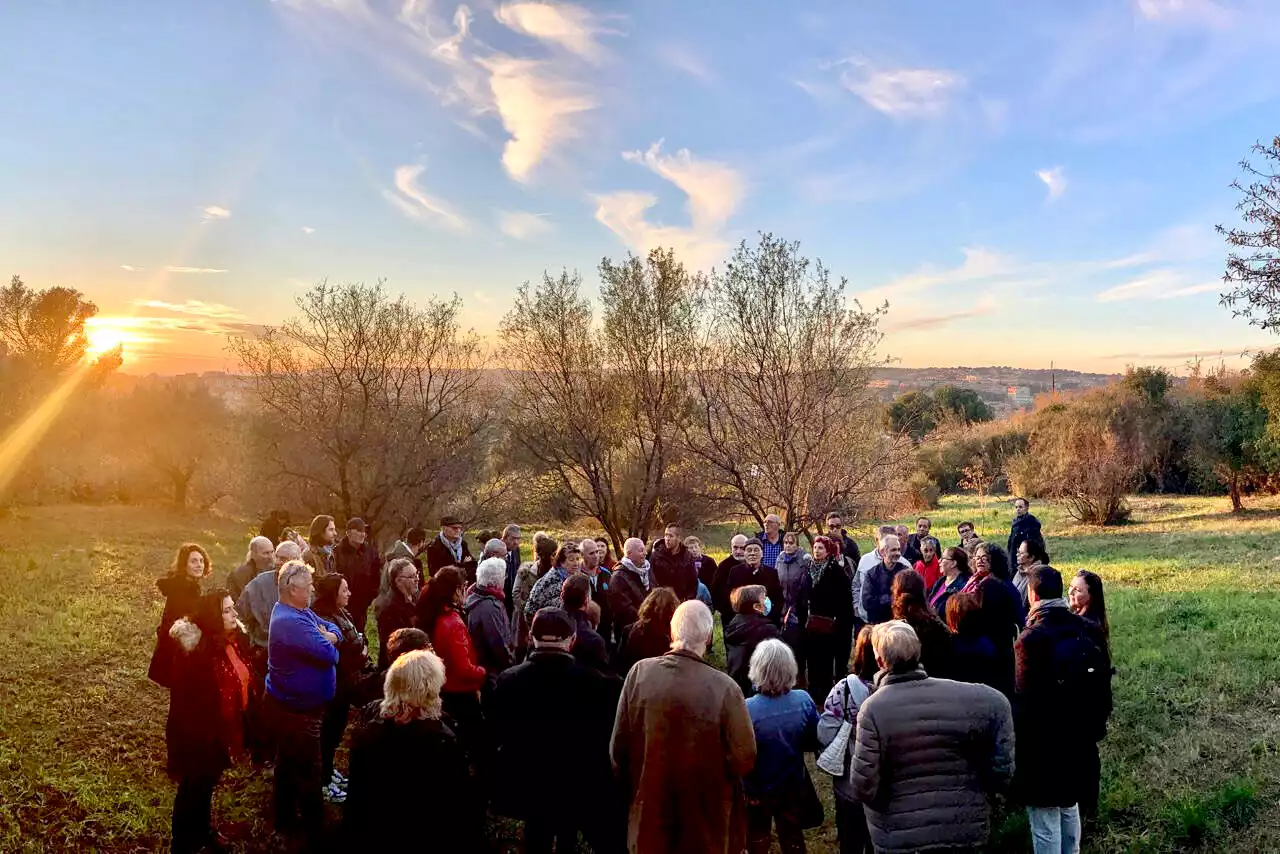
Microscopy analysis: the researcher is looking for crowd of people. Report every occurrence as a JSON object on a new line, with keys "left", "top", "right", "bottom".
{"left": 148, "top": 500, "right": 1115, "bottom": 854}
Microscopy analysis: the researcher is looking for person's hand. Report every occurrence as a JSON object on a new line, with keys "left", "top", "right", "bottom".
{"left": 321, "top": 629, "right": 339, "bottom": 645}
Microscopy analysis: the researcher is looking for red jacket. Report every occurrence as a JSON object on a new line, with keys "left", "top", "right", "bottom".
{"left": 915, "top": 558, "right": 942, "bottom": 592}
{"left": 430, "top": 608, "right": 487, "bottom": 694}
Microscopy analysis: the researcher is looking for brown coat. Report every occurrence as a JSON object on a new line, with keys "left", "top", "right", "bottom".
{"left": 610, "top": 649, "right": 756, "bottom": 854}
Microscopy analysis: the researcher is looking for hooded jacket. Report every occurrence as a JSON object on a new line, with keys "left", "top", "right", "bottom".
{"left": 463, "top": 587, "right": 514, "bottom": 683}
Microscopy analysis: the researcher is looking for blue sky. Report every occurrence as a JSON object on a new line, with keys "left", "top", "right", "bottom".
{"left": 1, "top": 0, "right": 1278, "bottom": 373}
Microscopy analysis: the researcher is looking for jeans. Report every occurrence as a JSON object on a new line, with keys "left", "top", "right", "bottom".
{"left": 320, "top": 695, "right": 349, "bottom": 781}
{"left": 834, "top": 797, "right": 872, "bottom": 854}
{"left": 268, "top": 694, "right": 325, "bottom": 849}
{"left": 1027, "top": 804, "right": 1081, "bottom": 854}
{"left": 171, "top": 772, "right": 220, "bottom": 854}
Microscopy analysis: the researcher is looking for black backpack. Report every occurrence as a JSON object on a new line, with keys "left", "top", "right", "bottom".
{"left": 1048, "top": 623, "right": 1112, "bottom": 740}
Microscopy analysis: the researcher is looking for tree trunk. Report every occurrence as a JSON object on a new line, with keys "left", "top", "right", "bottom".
{"left": 1230, "top": 471, "right": 1243, "bottom": 512}
{"left": 172, "top": 473, "right": 190, "bottom": 510}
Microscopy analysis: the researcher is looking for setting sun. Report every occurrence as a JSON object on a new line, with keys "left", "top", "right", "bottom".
{"left": 85, "top": 324, "right": 129, "bottom": 357}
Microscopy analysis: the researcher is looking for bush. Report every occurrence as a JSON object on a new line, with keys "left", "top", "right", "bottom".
{"left": 903, "top": 471, "right": 940, "bottom": 510}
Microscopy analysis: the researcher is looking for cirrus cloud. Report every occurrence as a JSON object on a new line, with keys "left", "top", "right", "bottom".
{"left": 1036, "top": 166, "right": 1067, "bottom": 201}
{"left": 382, "top": 164, "right": 467, "bottom": 230}
{"left": 837, "top": 57, "right": 965, "bottom": 118}
{"left": 201, "top": 205, "right": 231, "bottom": 222}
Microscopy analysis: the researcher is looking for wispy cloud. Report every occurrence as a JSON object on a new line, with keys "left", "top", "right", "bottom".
{"left": 860, "top": 247, "right": 1023, "bottom": 306}
{"left": 885, "top": 298, "right": 998, "bottom": 332}
{"left": 498, "top": 210, "right": 553, "bottom": 240}
{"left": 133, "top": 299, "right": 247, "bottom": 320}
{"left": 301, "top": 226, "right": 315, "bottom": 234}
{"left": 1102, "top": 347, "right": 1252, "bottom": 361}
{"left": 656, "top": 43, "right": 714, "bottom": 84}
{"left": 382, "top": 164, "right": 467, "bottom": 229}
{"left": 494, "top": 2, "right": 614, "bottom": 63}
{"left": 120, "top": 265, "right": 144, "bottom": 272}
{"left": 1095, "top": 269, "right": 1221, "bottom": 302}
{"left": 277, "top": 0, "right": 601, "bottom": 182}
{"left": 837, "top": 57, "right": 964, "bottom": 118}
{"left": 201, "top": 205, "right": 231, "bottom": 222}
{"left": 1135, "top": 0, "right": 1233, "bottom": 26}
{"left": 595, "top": 141, "right": 745, "bottom": 271}
{"left": 164, "top": 266, "right": 228, "bottom": 274}
{"left": 1036, "top": 166, "right": 1067, "bottom": 201}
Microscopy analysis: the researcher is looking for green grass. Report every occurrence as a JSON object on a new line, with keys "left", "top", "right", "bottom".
{"left": 2, "top": 496, "right": 1280, "bottom": 851}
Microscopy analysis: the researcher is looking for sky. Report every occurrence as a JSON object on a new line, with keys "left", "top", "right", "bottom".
{"left": 2, "top": 0, "right": 1279, "bottom": 375}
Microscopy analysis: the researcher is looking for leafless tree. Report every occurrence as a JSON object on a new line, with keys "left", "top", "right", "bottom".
{"left": 683, "top": 233, "right": 910, "bottom": 536}
{"left": 1219, "top": 136, "right": 1280, "bottom": 331}
{"left": 229, "top": 281, "right": 488, "bottom": 536}
{"left": 501, "top": 252, "right": 700, "bottom": 552}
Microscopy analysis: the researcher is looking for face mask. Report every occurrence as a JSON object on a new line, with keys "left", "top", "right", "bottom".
{"left": 762, "top": 597, "right": 772, "bottom": 617}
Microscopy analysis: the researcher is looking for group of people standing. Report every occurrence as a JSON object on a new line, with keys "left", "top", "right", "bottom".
{"left": 147, "top": 500, "right": 1114, "bottom": 854}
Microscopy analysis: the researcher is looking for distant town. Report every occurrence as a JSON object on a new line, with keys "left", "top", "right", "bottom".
{"left": 105, "top": 365, "right": 1122, "bottom": 419}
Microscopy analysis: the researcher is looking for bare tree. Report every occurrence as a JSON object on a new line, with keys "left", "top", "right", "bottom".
{"left": 501, "top": 253, "right": 700, "bottom": 552}
{"left": 1219, "top": 136, "right": 1280, "bottom": 330}
{"left": 684, "top": 233, "right": 908, "bottom": 536}
{"left": 229, "top": 281, "right": 488, "bottom": 536}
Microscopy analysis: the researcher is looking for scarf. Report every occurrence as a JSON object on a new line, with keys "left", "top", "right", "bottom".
{"left": 439, "top": 532, "right": 462, "bottom": 563}
{"left": 809, "top": 557, "right": 834, "bottom": 587}
{"left": 961, "top": 568, "right": 990, "bottom": 594}
{"left": 620, "top": 557, "right": 651, "bottom": 590}
{"left": 1029, "top": 596, "right": 1069, "bottom": 618}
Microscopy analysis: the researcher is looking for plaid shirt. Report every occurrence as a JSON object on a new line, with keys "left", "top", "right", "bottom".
{"left": 759, "top": 534, "right": 783, "bottom": 569}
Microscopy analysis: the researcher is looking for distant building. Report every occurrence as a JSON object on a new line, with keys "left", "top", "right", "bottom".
{"left": 869, "top": 379, "right": 892, "bottom": 389}
{"left": 1007, "top": 386, "right": 1033, "bottom": 409}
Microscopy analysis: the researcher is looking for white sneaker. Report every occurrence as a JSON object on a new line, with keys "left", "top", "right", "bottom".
{"left": 322, "top": 782, "right": 347, "bottom": 804}
{"left": 331, "top": 770, "right": 348, "bottom": 790}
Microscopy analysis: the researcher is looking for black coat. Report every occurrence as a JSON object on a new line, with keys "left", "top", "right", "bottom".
{"left": 928, "top": 572, "right": 970, "bottom": 620}
{"left": 712, "top": 555, "right": 740, "bottom": 623}
{"left": 343, "top": 704, "right": 481, "bottom": 850}
{"left": 975, "top": 575, "right": 1021, "bottom": 698}
{"left": 1013, "top": 605, "right": 1110, "bottom": 807}
{"left": 148, "top": 575, "right": 202, "bottom": 689}
{"left": 907, "top": 614, "right": 955, "bottom": 680}
{"left": 807, "top": 557, "right": 854, "bottom": 628}
{"left": 724, "top": 563, "right": 784, "bottom": 628}
{"left": 373, "top": 595, "right": 417, "bottom": 670}
{"left": 838, "top": 532, "right": 862, "bottom": 566}
{"left": 568, "top": 609, "right": 612, "bottom": 674}
{"left": 313, "top": 603, "right": 370, "bottom": 694}
{"left": 951, "top": 632, "right": 1003, "bottom": 692}
{"left": 335, "top": 537, "right": 382, "bottom": 602}
{"left": 489, "top": 650, "right": 620, "bottom": 819}
{"left": 615, "top": 622, "right": 671, "bottom": 677}
{"left": 694, "top": 554, "right": 719, "bottom": 588}
{"left": 861, "top": 561, "right": 906, "bottom": 625}
{"left": 425, "top": 535, "right": 477, "bottom": 582}
{"left": 607, "top": 565, "right": 648, "bottom": 640}
{"left": 1007, "top": 514, "right": 1044, "bottom": 568}
{"left": 724, "top": 613, "right": 780, "bottom": 696}
{"left": 649, "top": 541, "right": 698, "bottom": 601}
{"left": 165, "top": 623, "right": 249, "bottom": 780}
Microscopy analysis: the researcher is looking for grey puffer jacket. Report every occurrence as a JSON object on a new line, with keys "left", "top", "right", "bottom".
{"left": 852, "top": 668, "right": 1014, "bottom": 853}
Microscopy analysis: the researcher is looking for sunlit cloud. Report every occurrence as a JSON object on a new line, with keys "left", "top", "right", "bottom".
{"left": 494, "top": 2, "right": 613, "bottom": 63}
{"left": 595, "top": 141, "right": 745, "bottom": 272}
{"left": 837, "top": 57, "right": 964, "bottom": 118}
{"left": 1095, "top": 269, "right": 1221, "bottom": 302}
{"left": 302, "top": 226, "right": 316, "bottom": 234}
{"left": 481, "top": 55, "right": 594, "bottom": 182}
{"left": 498, "top": 210, "right": 553, "bottom": 240}
{"left": 120, "top": 265, "right": 144, "bottom": 272}
{"left": 885, "top": 295, "right": 998, "bottom": 332}
{"left": 164, "top": 266, "right": 228, "bottom": 274}
{"left": 1036, "top": 166, "right": 1067, "bottom": 201}
{"left": 381, "top": 164, "right": 467, "bottom": 229}
{"left": 133, "top": 299, "right": 247, "bottom": 320}
{"left": 201, "top": 205, "right": 231, "bottom": 222}
{"left": 860, "top": 247, "right": 1022, "bottom": 306}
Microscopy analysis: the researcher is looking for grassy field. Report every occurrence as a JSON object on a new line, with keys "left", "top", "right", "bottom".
{"left": 2, "top": 496, "right": 1279, "bottom": 852}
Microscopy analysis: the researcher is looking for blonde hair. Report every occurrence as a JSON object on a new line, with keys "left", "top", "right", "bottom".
{"left": 380, "top": 650, "right": 446, "bottom": 723}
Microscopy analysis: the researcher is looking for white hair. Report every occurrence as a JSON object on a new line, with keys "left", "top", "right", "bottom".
{"left": 872, "top": 620, "right": 921, "bottom": 671}
{"left": 277, "top": 559, "right": 313, "bottom": 595}
{"left": 879, "top": 534, "right": 901, "bottom": 551}
{"left": 476, "top": 557, "right": 507, "bottom": 590}
{"left": 623, "top": 537, "right": 646, "bottom": 560}
{"left": 670, "top": 600, "right": 713, "bottom": 656}
{"left": 246, "top": 536, "right": 273, "bottom": 563}
{"left": 482, "top": 538, "right": 506, "bottom": 558}
{"left": 502, "top": 524, "right": 521, "bottom": 538}
{"left": 275, "top": 540, "right": 302, "bottom": 562}
{"left": 730, "top": 534, "right": 748, "bottom": 547}
{"left": 749, "top": 638, "right": 798, "bottom": 697}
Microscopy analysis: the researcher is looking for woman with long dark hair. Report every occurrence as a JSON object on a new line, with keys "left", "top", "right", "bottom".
{"left": 372, "top": 558, "right": 418, "bottom": 670}
{"left": 166, "top": 589, "right": 250, "bottom": 853}
{"left": 945, "top": 593, "right": 1001, "bottom": 691}
{"left": 313, "top": 574, "right": 370, "bottom": 801}
{"left": 928, "top": 547, "right": 971, "bottom": 617}
{"left": 963, "top": 542, "right": 1021, "bottom": 697}
{"left": 804, "top": 535, "right": 856, "bottom": 705}
{"left": 1069, "top": 569, "right": 1114, "bottom": 819}
{"left": 418, "top": 567, "right": 486, "bottom": 748}
{"left": 149, "top": 543, "right": 213, "bottom": 689}
{"left": 616, "top": 587, "right": 680, "bottom": 676}
{"left": 892, "top": 570, "right": 954, "bottom": 679}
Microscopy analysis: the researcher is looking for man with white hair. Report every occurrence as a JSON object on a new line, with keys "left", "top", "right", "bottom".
{"left": 855, "top": 529, "right": 913, "bottom": 624}
{"left": 228, "top": 535, "right": 275, "bottom": 601}
{"left": 608, "top": 537, "right": 651, "bottom": 642}
{"left": 265, "top": 560, "right": 341, "bottom": 851}
{"left": 755, "top": 513, "right": 785, "bottom": 569}
{"left": 861, "top": 534, "right": 908, "bottom": 625}
{"left": 852, "top": 621, "right": 1014, "bottom": 853}
{"left": 482, "top": 537, "right": 508, "bottom": 562}
{"left": 712, "top": 534, "right": 751, "bottom": 623}
{"left": 464, "top": 556, "right": 514, "bottom": 689}
{"left": 611, "top": 602, "right": 756, "bottom": 854}
{"left": 238, "top": 539, "right": 303, "bottom": 764}
{"left": 580, "top": 538, "right": 613, "bottom": 646}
